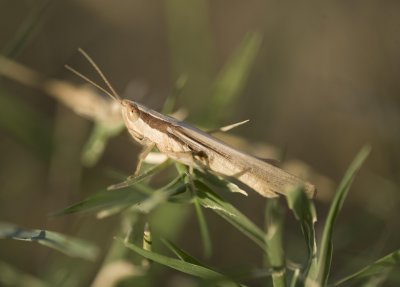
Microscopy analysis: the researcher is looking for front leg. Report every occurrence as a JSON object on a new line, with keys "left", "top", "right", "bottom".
{"left": 134, "top": 143, "right": 156, "bottom": 176}
{"left": 129, "top": 131, "right": 156, "bottom": 175}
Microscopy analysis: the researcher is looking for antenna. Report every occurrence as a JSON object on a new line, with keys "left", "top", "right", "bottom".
{"left": 65, "top": 48, "right": 122, "bottom": 102}
{"left": 64, "top": 64, "right": 118, "bottom": 101}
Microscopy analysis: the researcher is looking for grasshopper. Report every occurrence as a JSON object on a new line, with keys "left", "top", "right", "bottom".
{"left": 66, "top": 49, "right": 316, "bottom": 198}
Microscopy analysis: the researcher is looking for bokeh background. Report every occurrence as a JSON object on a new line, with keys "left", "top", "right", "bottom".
{"left": 1, "top": 0, "right": 399, "bottom": 286}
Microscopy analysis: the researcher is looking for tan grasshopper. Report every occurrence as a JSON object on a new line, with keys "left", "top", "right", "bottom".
{"left": 66, "top": 49, "right": 316, "bottom": 198}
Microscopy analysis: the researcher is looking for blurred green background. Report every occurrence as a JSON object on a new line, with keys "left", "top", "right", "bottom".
{"left": 0, "top": 0, "right": 399, "bottom": 286}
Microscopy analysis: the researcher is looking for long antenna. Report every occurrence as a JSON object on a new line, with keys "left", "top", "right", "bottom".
{"left": 65, "top": 48, "right": 123, "bottom": 102}
{"left": 64, "top": 64, "right": 118, "bottom": 101}
{"left": 77, "top": 48, "right": 121, "bottom": 101}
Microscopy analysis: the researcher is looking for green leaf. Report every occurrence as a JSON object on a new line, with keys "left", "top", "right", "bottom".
{"left": 81, "top": 121, "right": 124, "bottom": 167}
{"left": 0, "top": 222, "right": 98, "bottom": 261}
{"left": 194, "top": 180, "right": 266, "bottom": 251}
{"left": 118, "top": 238, "right": 239, "bottom": 286}
{"left": 307, "top": 145, "right": 371, "bottom": 286}
{"left": 333, "top": 250, "right": 400, "bottom": 286}
{"left": 108, "top": 160, "right": 173, "bottom": 190}
{"left": 130, "top": 176, "right": 186, "bottom": 214}
{"left": 207, "top": 32, "right": 262, "bottom": 123}
{"left": 53, "top": 186, "right": 150, "bottom": 217}
{"left": 360, "top": 272, "right": 391, "bottom": 287}
{"left": 2, "top": 0, "right": 51, "bottom": 58}
{"left": 162, "top": 74, "right": 188, "bottom": 114}
{"left": 180, "top": 169, "right": 213, "bottom": 257}
{"left": 0, "top": 90, "right": 52, "bottom": 159}
{"left": 195, "top": 169, "right": 248, "bottom": 196}
{"left": 165, "top": 0, "right": 215, "bottom": 114}
{"left": 286, "top": 186, "right": 317, "bottom": 275}
{"left": 161, "top": 238, "right": 204, "bottom": 266}
{"left": 289, "top": 269, "right": 301, "bottom": 287}
{"left": 194, "top": 197, "right": 212, "bottom": 258}
{"left": 265, "top": 199, "right": 286, "bottom": 287}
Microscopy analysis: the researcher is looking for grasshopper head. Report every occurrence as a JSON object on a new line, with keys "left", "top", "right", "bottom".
{"left": 121, "top": 99, "right": 140, "bottom": 123}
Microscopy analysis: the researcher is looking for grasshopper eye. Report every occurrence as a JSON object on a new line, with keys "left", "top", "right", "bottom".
{"left": 126, "top": 105, "right": 139, "bottom": 121}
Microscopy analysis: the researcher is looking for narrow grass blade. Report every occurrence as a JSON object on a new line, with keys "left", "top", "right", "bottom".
{"left": 161, "top": 238, "right": 204, "bottom": 266}
{"left": 53, "top": 186, "right": 149, "bottom": 216}
{"left": 81, "top": 121, "right": 124, "bottom": 167}
{"left": 307, "top": 145, "right": 371, "bottom": 286}
{"left": 265, "top": 199, "right": 286, "bottom": 287}
{"left": 286, "top": 186, "right": 317, "bottom": 275}
{"left": 130, "top": 176, "right": 186, "bottom": 214}
{"left": 289, "top": 269, "right": 301, "bottom": 287}
{"left": 117, "top": 238, "right": 239, "bottom": 286}
{"left": 0, "top": 90, "right": 52, "bottom": 159}
{"left": 2, "top": 0, "right": 51, "bottom": 58}
{"left": 207, "top": 32, "right": 262, "bottom": 123}
{"left": 180, "top": 169, "right": 212, "bottom": 257}
{"left": 162, "top": 74, "right": 187, "bottom": 114}
{"left": 0, "top": 222, "right": 98, "bottom": 260}
{"left": 360, "top": 272, "right": 391, "bottom": 287}
{"left": 194, "top": 180, "right": 266, "bottom": 250}
{"left": 165, "top": 0, "right": 215, "bottom": 114}
{"left": 196, "top": 169, "right": 248, "bottom": 196}
{"left": 108, "top": 160, "right": 172, "bottom": 190}
{"left": 194, "top": 197, "right": 212, "bottom": 258}
{"left": 333, "top": 249, "right": 400, "bottom": 286}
